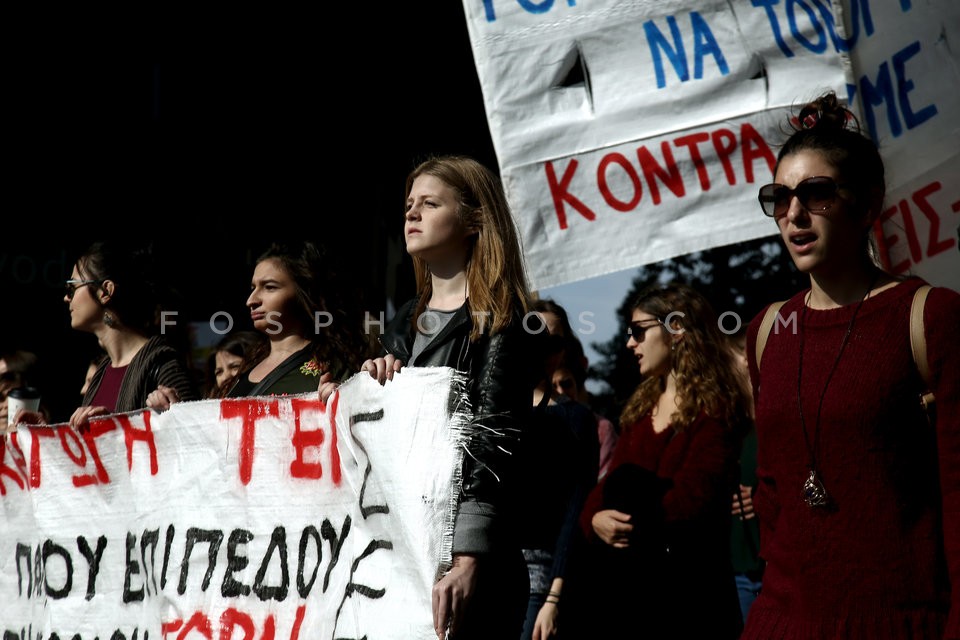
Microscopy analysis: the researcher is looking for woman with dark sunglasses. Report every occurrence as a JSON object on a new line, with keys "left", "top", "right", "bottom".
{"left": 563, "top": 282, "right": 751, "bottom": 640}
{"left": 741, "top": 93, "right": 960, "bottom": 639}
{"left": 11, "top": 242, "right": 199, "bottom": 430}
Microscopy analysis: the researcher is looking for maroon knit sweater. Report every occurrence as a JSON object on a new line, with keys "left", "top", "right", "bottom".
{"left": 576, "top": 410, "right": 744, "bottom": 638}
{"left": 579, "top": 411, "right": 741, "bottom": 533}
{"left": 742, "top": 277, "right": 960, "bottom": 640}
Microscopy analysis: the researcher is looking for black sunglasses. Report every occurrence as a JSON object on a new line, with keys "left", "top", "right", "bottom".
{"left": 65, "top": 279, "right": 102, "bottom": 300}
{"left": 626, "top": 319, "right": 663, "bottom": 342}
{"left": 757, "top": 176, "right": 847, "bottom": 218}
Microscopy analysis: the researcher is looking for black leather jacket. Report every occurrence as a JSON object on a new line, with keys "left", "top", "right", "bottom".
{"left": 380, "top": 297, "right": 543, "bottom": 554}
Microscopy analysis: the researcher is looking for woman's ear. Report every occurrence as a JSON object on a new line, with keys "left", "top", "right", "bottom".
{"left": 464, "top": 218, "right": 481, "bottom": 239}
{"left": 667, "top": 320, "right": 684, "bottom": 349}
{"left": 667, "top": 316, "right": 685, "bottom": 336}
{"left": 98, "top": 279, "right": 115, "bottom": 303}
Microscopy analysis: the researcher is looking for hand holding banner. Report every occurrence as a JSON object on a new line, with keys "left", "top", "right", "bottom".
{"left": 1, "top": 367, "right": 468, "bottom": 640}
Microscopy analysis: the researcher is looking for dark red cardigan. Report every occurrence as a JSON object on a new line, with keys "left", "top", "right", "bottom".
{"left": 576, "top": 409, "right": 744, "bottom": 638}
{"left": 579, "top": 411, "right": 740, "bottom": 535}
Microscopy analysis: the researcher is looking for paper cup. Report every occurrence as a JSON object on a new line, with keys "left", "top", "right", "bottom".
{"left": 7, "top": 386, "right": 41, "bottom": 426}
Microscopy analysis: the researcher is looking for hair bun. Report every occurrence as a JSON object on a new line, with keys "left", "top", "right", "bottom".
{"left": 792, "top": 91, "right": 860, "bottom": 134}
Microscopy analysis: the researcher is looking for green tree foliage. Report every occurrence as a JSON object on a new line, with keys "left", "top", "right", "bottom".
{"left": 586, "top": 235, "right": 806, "bottom": 422}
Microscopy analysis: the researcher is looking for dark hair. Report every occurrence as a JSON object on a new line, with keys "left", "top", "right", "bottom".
{"left": 218, "top": 330, "right": 267, "bottom": 361}
{"left": 205, "top": 331, "right": 267, "bottom": 399}
{"left": 555, "top": 338, "right": 589, "bottom": 391}
{"left": 532, "top": 297, "right": 589, "bottom": 369}
{"left": 76, "top": 241, "right": 175, "bottom": 336}
{"left": 0, "top": 349, "right": 39, "bottom": 374}
{"left": 0, "top": 349, "right": 40, "bottom": 388}
{"left": 777, "top": 91, "right": 885, "bottom": 217}
{"left": 531, "top": 298, "right": 574, "bottom": 336}
{"left": 248, "top": 241, "right": 370, "bottom": 374}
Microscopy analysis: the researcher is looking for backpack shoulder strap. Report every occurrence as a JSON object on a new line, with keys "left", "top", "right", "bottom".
{"left": 756, "top": 300, "right": 787, "bottom": 370}
{"left": 910, "top": 284, "right": 934, "bottom": 407}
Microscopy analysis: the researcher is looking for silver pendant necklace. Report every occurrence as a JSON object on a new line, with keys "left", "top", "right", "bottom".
{"left": 796, "top": 275, "right": 876, "bottom": 508}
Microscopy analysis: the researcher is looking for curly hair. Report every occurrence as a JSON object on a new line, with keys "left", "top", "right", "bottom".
{"left": 619, "top": 282, "right": 751, "bottom": 432}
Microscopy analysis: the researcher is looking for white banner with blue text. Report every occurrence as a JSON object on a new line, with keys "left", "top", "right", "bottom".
{"left": 464, "top": 0, "right": 960, "bottom": 291}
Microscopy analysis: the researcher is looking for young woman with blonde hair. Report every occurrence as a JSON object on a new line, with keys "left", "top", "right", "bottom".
{"left": 360, "top": 155, "right": 543, "bottom": 640}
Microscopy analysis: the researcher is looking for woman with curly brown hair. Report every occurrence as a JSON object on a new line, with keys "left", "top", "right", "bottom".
{"left": 563, "top": 281, "right": 750, "bottom": 639}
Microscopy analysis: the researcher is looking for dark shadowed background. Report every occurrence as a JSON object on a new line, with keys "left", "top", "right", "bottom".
{"left": 3, "top": 2, "right": 500, "bottom": 421}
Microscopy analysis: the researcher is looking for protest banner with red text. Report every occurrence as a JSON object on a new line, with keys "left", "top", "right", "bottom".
{"left": 464, "top": 0, "right": 960, "bottom": 291}
{"left": 0, "top": 368, "right": 467, "bottom": 640}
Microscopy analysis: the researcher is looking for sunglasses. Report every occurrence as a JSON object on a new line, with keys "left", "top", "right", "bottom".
{"left": 757, "top": 176, "right": 847, "bottom": 218}
{"left": 626, "top": 319, "right": 662, "bottom": 342}
{"left": 65, "top": 279, "right": 102, "bottom": 300}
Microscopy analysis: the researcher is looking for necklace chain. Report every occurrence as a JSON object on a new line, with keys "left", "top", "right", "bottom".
{"left": 796, "top": 274, "right": 878, "bottom": 505}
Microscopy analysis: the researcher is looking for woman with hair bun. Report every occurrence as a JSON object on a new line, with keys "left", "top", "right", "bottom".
{"left": 11, "top": 241, "right": 199, "bottom": 430}
{"left": 742, "top": 92, "right": 960, "bottom": 638}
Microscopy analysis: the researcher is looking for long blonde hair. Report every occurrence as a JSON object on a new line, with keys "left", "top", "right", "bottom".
{"left": 406, "top": 155, "right": 532, "bottom": 340}
{"left": 619, "top": 282, "right": 751, "bottom": 432}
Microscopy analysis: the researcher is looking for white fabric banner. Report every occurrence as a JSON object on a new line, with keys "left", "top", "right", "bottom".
{"left": 464, "top": 0, "right": 960, "bottom": 291}
{"left": 0, "top": 368, "right": 467, "bottom": 640}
